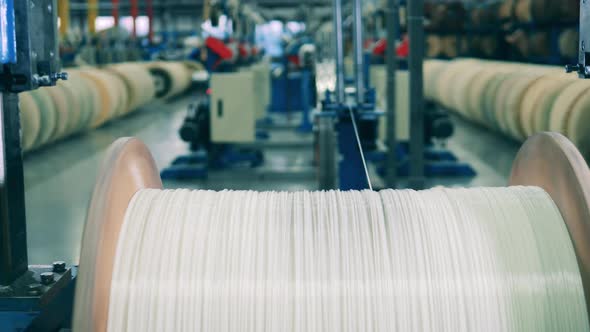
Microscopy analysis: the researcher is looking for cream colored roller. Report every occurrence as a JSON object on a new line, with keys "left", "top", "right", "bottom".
{"left": 46, "top": 83, "right": 73, "bottom": 142}
{"left": 18, "top": 92, "right": 41, "bottom": 152}
{"left": 423, "top": 59, "right": 447, "bottom": 101}
{"left": 78, "top": 69, "right": 124, "bottom": 127}
{"left": 434, "top": 59, "right": 479, "bottom": 110}
{"left": 499, "top": 73, "right": 543, "bottom": 140}
{"left": 106, "top": 63, "right": 156, "bottom": 112}
{"left": 29, "top": 88, "right": 57, "bottom": 149}
{"left": 465, "top": 64, "right": 512, "bottom": 123}
{"left": 549, "top": 80, "right": 590, "bottom": 134}
{"left": 521, "top": 73, "right": 575, "bottom": 137}
{"left": 425, "top": 58, "right": 590, "bottom": 158}
{"left": 146, "top": 61, "right": 193, "bottom": 100}
{"left": 58, "top": 79, "right": 83, "bottom": 137}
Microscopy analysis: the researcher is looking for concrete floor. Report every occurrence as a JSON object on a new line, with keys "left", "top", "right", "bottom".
{"left": 22, "top": 93, "right": 521, "bottom": 265}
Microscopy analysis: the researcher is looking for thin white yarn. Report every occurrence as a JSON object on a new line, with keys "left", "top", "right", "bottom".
{"left": 103, "top": 187, "right": 589, "bottom": 332}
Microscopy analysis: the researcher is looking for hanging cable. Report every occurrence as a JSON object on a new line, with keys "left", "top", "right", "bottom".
{"left": 347, "top": 105, "right": 373, "bottom": 190}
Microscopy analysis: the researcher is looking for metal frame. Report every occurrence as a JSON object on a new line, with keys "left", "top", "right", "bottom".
{"left": 1, "top": 1, "right": 73, "bottom": 330}
{"left": 384, "top": 0, "right": 399, "bottom": 188}
{"left": 407, "top": 0, "right": 425, "bottom": 189}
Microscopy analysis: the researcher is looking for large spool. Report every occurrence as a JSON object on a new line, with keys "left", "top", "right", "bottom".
{"left": 29, "top": 87, "right": 57, "bottom": 149}
{"left": 74, "top": 133, "right": 590, "bottom": 331}
{"left": 425, "top": 58, "right": 590, "bottom": 159}
{"left": 147, "top": 61, "right": 193, "bottom": 100}
{"left": 18, "top": 92, "right": 41, "bottom": 152}
{"left": 106, "top": 63, "right": 156, "bottom": 112}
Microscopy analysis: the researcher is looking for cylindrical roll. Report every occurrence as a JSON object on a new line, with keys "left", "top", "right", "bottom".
{"left": 45, "top": 83, "right": 72, "bottom": 142}
{"left": 549, "top": 80, "right": 590, "bottom": 134}
{"left": 18, "top": 92, "right": 41, "bottom": 152}
{"left": 29, "top": 88, "right": 57, "bottom": 149}
{"left": 106, "top": 63, "right": 156, "bottom": 112}
{"left": 146, "top": 61, "right": 193, "bottom": 100}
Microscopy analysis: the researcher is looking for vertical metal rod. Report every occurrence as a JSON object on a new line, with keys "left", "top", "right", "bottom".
{"left": 385, "top": 0, "right": 399, "bottom": 188}
{"left": 130, "top": 0, "right": 138, "bottom": 38}
{"left": 88, "top": 0, "right": 98, "bottom": 34}
{"left": 58, "top": 0, "right": 70, "bottom": 37}
{"left": 352, "top": 0, "right": 364, "bottom": 105}
{"left": 408, "top": 0, "right": 425, "bottom": 189}
{"left": 112, "top": 0, "right": 119, "bottom": 27}
{"left": 348, "top": 107, "right": 372, "bottom": 190}
{"left": 318, "top": 116, "right": 337, "bottom": 190}
{"left": 0, "top": 93, "right": 28, "bottom": 285}
{"left": 332, "top": 0, "right": 344, "bottom": 104}
{"left": 146, "top": 0, "right": 154, "bottom": 43}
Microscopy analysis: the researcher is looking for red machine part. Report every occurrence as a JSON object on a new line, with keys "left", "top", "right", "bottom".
{"left": 112, "top": 0, "right": 120, "bottom": 26}
{"left": 372, "top": 35, "right": 410, "bottom": 58}
{"left": 146, "top": 0, "right": 154, "bottom": 42}
{"left": 130, "top": 0, "right": 138, "bottom": 38}
{"left": 206, "top": 37, "right": 234, "bottom": 69}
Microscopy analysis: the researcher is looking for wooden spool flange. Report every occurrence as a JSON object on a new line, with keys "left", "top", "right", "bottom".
{"left": 510, "top": 132, "right": 590, "bottom": 318}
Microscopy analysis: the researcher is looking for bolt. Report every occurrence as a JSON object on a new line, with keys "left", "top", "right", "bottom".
{"left": 565, "top": 64, "right": 580, "bottom": 73}
{"left": 40, "top": 272, "right": 55, "bottom": 285}
{"left": 582, "top": 41, "right": 585, "bottom": 51}
{"left": 0, "top": 286, "right": 14, "bottom": 296}
{"left": 52, "top": 261, "right": 66, "bottom": 273}
{"left": 47, "top": 4, "right": 52, "bottom": 12}
{"left": 52, "top": 72, "right": 68, "bottom": 81}
{"left": 27, "top": 283, "right": 43, "bottom": 296}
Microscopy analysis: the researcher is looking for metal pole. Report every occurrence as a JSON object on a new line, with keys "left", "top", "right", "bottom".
{"left": 88, "top": 0, "right": 98, "bottom": 34}
{"left": 352, "top": 0, "right": 364, "bottom": 105}
{"left": 385, "top": 0, "right": 399, "bottom": 188}
{"left": 408, "top": 0, "right": 425, "bottom": 189}
{"left": 318, "top": 116, "right": 337, "bottom": 190}
{"left": 131, "top": 0, "right": 138, "bottom": 38}
{"left": 112, "top": 0, "right": 119, "bottom": 27}
{"left": 58, "top": 0, "right": 70, "bottom": 37}
{"left": 0, "top": 92, "right": 28, "bottom": 285}
{"left": 146, "top": 0, "right": 154, "bottom": 43}
{"left": 332, "top": 0, "right": 344, "bottom": 104}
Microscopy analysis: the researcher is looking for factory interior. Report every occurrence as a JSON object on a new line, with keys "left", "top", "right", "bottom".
{"left": 3, "top": 0, "right": 590, "bottom": 330}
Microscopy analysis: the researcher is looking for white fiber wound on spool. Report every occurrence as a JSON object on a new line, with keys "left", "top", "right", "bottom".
{"left": 84, "top": 187, "right": 590, "bottom": 331}
{"left": 549, "top": 80, "right": 590, "bottom": 133}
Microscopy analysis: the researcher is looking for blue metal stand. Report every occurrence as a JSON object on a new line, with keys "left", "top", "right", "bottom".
{"left": 161, "top": 150, "right": 209, "bottom": 180}
{"left": 161, "top": 145, "right": 265, "bottom": 181}
{"left": 297, "top": 69, "right": 313, "bottom": 133}
{"left": 372, "top": 143, "right": 477, "bottom": 178}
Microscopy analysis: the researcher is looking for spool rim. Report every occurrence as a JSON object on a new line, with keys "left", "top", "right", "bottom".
{"left": 510, "top": 132, "right": 590, "bottom": 316}
{"left": 74, "top": 137, "right": 162, "bottom": 332}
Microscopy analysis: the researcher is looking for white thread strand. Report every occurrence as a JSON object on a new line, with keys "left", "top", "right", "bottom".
{"left": 94, "top": 187, "right": 590, "bottom": 332}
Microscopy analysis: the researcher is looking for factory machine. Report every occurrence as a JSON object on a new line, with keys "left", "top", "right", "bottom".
{"left": 160, "top": 1, "right": 269, "bottom": 180}
{"left": 264, "top": 35, "right": 318, "bottom": 133}
{"left": 0, "top": 0, "right": 76, "bottom": 330}
{"left": 366, "top": 0, "right": 474, "bottom": 180}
